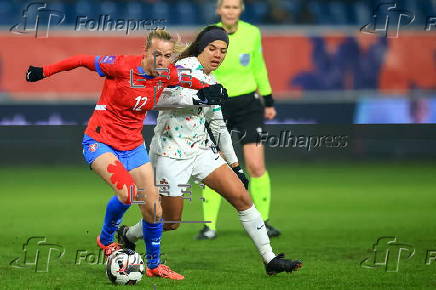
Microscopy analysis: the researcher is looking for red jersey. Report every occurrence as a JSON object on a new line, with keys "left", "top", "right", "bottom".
{"left": 43, "top": 55, "right": 208, "bottom": 150}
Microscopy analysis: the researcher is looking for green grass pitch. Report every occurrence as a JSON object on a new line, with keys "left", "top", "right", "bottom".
{"left": 1, "top": 162, "right": 436, "bottom": 289}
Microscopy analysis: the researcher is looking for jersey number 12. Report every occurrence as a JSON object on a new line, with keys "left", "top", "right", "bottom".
{"left": 133, "top": 96, "right": 148, "bottom": 111}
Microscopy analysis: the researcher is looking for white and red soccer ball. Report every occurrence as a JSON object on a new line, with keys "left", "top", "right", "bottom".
{"left": 106, "top": 249, "right": 145, "bottom": 285}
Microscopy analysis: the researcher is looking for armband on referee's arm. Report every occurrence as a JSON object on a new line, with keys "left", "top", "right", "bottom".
{"left": 262, "top": 94, "right": 274, "bottom": 107}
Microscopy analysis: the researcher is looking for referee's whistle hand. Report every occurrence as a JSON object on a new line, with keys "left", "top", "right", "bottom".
{"left": 264, "top": 107, "right": 277, "bottom": 120}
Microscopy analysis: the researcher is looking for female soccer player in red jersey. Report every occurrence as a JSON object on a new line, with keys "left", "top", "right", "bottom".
{"left": 26, "top": 30, "right": 227, "bottom": 280}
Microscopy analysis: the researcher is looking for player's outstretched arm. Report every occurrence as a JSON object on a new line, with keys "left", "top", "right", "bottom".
{"left": 157, "top": 65, "right": 228, "bottom": 106}
{"left": 26, "top": 54, "right": 96, "bottom": 82}
{"left": 155, "top": 83, "right": 228, "bottom": 108}
{"left": 167, "top": 64, "right": 209, "bottom": 90}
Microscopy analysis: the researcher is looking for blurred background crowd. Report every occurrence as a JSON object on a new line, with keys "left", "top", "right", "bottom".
{"left": 0, "top": 0, "right": 435, "bottom": 26}
{"left": 1, "top": 0, "right": 436, "bottom": 125}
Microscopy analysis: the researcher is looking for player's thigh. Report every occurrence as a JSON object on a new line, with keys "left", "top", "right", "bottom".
{"left": 243, "top": 143, "right": 266, "bottom": 177}
{"left": 129, "top": 162, "right": 162, "bottom": 222}
{"left": 83, "top": 135, "right": 131, "bottom": 200}
{"left": 152, "top": 154, "right": 193, "bottom": 226}
{"left": 160, "top": 196, "right": 184, "bottom": 231}
{"left": 193, "top": 148, "right": 251, "bottom": 210}
{"left": 153, "top": 153, "right": 194, "bottom": 197}
{"left": 129, "top": 162, "right": 158, "bottom": 203}
{"left": 203, "top": 164, "right": 252, "bottom": 211}
{"left": 91, "top": 152, "right": 129, "bottom": 196}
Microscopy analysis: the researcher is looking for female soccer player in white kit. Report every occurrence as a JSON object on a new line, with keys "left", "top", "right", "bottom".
{"left": 118, "top": 26, "right": 302, "bottom": 276}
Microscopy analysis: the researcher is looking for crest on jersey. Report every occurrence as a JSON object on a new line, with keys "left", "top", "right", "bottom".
{"left": 239, "top": 53, "right": 250, "bottom": 66}
{"left": 100, "top": 56, "right": 116, "bottom": 64}
{"left": 89, "top": 143, "right": 98, "bottom": 152}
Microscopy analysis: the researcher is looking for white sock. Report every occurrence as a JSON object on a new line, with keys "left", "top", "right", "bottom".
{"left": 238, "top": 205, "right": 276, "bottom": 263}
{"left": 126, "top": 219, "right": 143, "bottom": 243}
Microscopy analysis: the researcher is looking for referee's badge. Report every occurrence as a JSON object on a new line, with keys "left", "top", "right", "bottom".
{"left": 239, "top": 53, "right": 250, "bottom": 66}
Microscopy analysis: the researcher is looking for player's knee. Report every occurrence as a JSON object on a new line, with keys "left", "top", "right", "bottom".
{"left": 241, "top": 194, "right": 253, "bottom": 209}
{"left": 118, "top": 190, "right": 131, "bottom": 204}
{"left": 247, "top": 163, "right": 265, "bottom": 178}
{"left": 154, "top": 208, "right": 162, "bottom": 221}
{"left": 137, "top": 200, "right": 162, "bottom": 223}
{"left": 231, "top": 191, "right": 252, "bottom": 211}
{"left": 163, "top": 223, "right": 180, "bottom": 231}
{"left": 147, "top": 202, "right": 162, "bottom": 221}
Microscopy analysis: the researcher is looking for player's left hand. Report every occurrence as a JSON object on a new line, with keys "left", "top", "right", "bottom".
{"left": 264, "top": 107, "right": 277, "bottom": 120}
{"left": 232, "top": 165, "right": 249, "bottom": 190}
{"left": 26, "top": 66, "right": 44, "bottom": 82}
{"left": 196, "top": 84, "right": 228, "bottom": 105}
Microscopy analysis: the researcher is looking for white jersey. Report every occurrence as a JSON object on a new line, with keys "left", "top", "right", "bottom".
{"left": 150, "top": 57, "right": 238, "bottom": 165}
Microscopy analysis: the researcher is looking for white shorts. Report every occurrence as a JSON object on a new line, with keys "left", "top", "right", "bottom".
{"left": 151, "top": 147, "right": 226, "bottom": 197}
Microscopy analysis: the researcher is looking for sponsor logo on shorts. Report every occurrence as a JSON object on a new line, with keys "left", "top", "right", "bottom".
{"left": 88, "top": 143, "right": 98, "bottom": 152}
{"left": 158, "top": 178, "right": 170, "bottom": 193}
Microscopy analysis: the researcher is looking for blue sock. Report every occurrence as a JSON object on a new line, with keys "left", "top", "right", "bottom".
{"left": 142, "top": 220, "right": 163, "bottom": 269}
{"left": 100, "top": 196, "right": 130, "bottom": 245}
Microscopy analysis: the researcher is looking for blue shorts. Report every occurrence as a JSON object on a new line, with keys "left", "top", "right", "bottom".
{"left": 82, "top": 134, "right": 149, "bottom": 171}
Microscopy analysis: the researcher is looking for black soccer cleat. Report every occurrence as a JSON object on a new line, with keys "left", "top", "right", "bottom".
{"left": 117, "top": 225, "right": 136, "bottom": 251}
{"left": 195, "top": 225, "right": 216, "bottom": 240}
{"left": 265, "top": 220, "right": 281, "bottom": 238}
{"left": 265, "top": 253, "right": 303, "bottom": 275}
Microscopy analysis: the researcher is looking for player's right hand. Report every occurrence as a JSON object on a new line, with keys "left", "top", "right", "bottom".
{"left": 26, "top": 66, "right": 44, "bottom": 82}
{"left": 232, "top": 165, "right": 249, "bottom": 190}
{"left": 196, "top": 84, "right": 228, "bottom": 105}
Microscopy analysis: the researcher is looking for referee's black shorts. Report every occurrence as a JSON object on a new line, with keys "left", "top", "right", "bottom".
{"left": 221, "top": 92, "right": 264, "bottom": 145}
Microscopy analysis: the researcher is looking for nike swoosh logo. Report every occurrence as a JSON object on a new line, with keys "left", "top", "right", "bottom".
{"left": 26, "top": 71, "right": 31, "bottom": 80}
{"left": 190, "top": 139, "right": 201, "bottom": 148}
{"left": 257, "top": 224, "right": 265, "bottom": 230}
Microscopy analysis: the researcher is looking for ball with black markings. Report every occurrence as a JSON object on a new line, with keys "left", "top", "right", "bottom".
{"left": 106, "top": 249, "right": 145, "bottom": 285}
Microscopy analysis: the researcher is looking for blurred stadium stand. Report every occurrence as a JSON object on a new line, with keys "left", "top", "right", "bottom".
{"left": 0, "top": 0, "right": 435, "bottom": 26}
{"left": 1, "top": 0, "right": 436, "bottom": 125}
{"left": 1, "top": 0, "right": 436, "bottom": 163}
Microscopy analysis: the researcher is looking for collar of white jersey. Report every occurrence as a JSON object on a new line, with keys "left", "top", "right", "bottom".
{"left": 175, "top": 57, "right": 204, "bottom": 72}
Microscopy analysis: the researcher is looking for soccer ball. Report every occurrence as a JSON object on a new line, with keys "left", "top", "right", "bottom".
{"left": 106, "top": 249, "right": 145, "bottom": 285}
